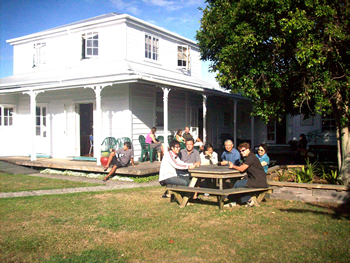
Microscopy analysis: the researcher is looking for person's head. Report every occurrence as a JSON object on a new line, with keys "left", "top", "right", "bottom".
{"left": 257, "top": 143, "right": 267, "bottom": 156}
{"left": 169, "top": 140, "right": 181, "bottom": 154}
{"left": 237, "top": 142, "right": 250, "bottom": 157}
{"left": 224, "top": 140, "right": 234, "bottom": 152}
{"left": 176, "top": 129, "right": 182, "bottom": 136}
{"left": 300, "top": 134, "right": 306, "bottom": 141}
{"left": 123, "top": 142, "right": 131, "bottom": 150}
{"left": 185, "top": 139, "right": 195, "bottom": 152}
{"left": 151, "top": 127, "right": 157, "bottom": 134}
{"left": 184, "top": 127, "right": 190, "bottom": 133}
{"left": 204, "top": 143, "right": 213, "bottom": 154}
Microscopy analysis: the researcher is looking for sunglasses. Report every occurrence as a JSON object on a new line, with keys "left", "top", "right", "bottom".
{"left": 174, "top": 146, "right": 181, "bottom": 149}
{"left": 240, "top": 148, "right": 247, "bottom": 153}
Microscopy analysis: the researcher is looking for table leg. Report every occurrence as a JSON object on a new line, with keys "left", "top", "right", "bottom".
{"left": 219, "top": 178, "right": 223, "bottom": 190}
{"left": 180, "top": 177, "right": 198, "bottom": 208}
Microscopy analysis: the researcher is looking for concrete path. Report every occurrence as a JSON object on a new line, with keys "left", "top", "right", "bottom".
{"left": 0, "top": 161, "right": 159, "bottom": 198}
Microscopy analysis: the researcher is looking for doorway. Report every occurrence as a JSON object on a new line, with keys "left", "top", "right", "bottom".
{"left": 79, "top": 103, "right": 93, "bottom": 156}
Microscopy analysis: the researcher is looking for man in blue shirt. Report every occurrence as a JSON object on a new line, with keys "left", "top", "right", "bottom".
{"left": 220, "top": 140, "right": 240, "bottom": 166}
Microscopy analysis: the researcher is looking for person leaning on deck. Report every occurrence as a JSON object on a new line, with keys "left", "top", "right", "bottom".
{"left": 102, "top": 141, "right": 135, "bottom": 182}
{"left": 229, "top": 142, "right": 269, "bottom": 207}
{"left": 182, "top": 126, "right": 204, "bottom": 150}
{"left": 159, "top": 140, "right": 199, "bottom": 186}
{"left": 145, "top": 127, "right": 164, "bottom": 161}
{"left": 220, "top": 140, "right": 241, "bottom": 166}
{"left": 175, "top": 129, "right": 185, "bottom": 143}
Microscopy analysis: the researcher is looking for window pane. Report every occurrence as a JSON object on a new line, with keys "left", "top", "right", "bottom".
{"left": 93, "top": 48, "right": 98, "bottom": 56}
{"left": 156, "top": 111, "right": 164, "bottom": 127}
{"left": 93, "top": 40, "right": 98, "bottom": 47}
{"left": 36, "top": 106, "right": 40, "bottom": 116}
{"left": 43, "top": 116, "right": 46, "bottom": 126}
{"left": 87, "top": 48, "right": 92, "bottom": 55}
{"left": 43, "top": 131, "right": 47, "bottom": 138}
{"left": 42, "top": 107, "right": 46, "bottom": 116}
{"left": 9, "top": 117, "right": 12, "bottom": 126}
{"left": 36, "top": 127, "right": 41, "bottom": 136}
{"left": 36, "top": 116, "right": 40, "bottom": 125}
{"left": 87, "top": 40, "right": 92, "bottom": 47}
{"left": 4, "top": 117, "right": 8, "bottom": 126}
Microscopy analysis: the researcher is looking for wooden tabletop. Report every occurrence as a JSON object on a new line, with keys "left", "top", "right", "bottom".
{"left": 188, "top": 165, "right": 245, "bottom": 179}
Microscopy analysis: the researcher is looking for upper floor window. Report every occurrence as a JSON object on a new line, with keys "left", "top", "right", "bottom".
{"left": 177, "top": 45, "right": 190, "bottom": 69}
{"left": 145, "top": 34, "right": 159, "bottom": 61}
{"left": 33, "top": 43, "right": 46, "bottom": 67}
{"left": 0, "top": 105, "right": 14, "bottom": 127}
{"left": 322, "top": 113, "right": 336, "bottom": 132}
{"left": 82, "top": 32, "right": 98, "bottom": 59}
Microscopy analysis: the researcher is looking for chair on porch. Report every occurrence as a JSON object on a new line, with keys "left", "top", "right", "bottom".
{"left": 157, "top": 135, "right": 164, "bottom": 143}
{"left": 101, "top": 137, "right": 118, "bottom": 156}
{"left": 138, "top": 135, "right": 156, "bottom": 163}
{"left": 119, "top": 137, "right": 132, "bottom": 149}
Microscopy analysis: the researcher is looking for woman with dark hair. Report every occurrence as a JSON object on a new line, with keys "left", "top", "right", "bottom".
{"left": 175, "top": 129, "right": 185, "bottom": 143}
{"left": 255, "top": 144, "right": 270, "bottom": 173}
{"left": 145, "top": 127, "right": 164, "bottom": 161}
{"left": 200, "top": 143, "right": 218, "bottom": 165}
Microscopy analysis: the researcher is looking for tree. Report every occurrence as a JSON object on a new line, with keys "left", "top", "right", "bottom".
{"left": 196, "top": 0, "right": 350, "bottom": 185}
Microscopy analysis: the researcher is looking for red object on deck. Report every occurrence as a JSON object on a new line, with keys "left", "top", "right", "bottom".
{"left": 100, "top": 157, "right": 108, "bottom": 167}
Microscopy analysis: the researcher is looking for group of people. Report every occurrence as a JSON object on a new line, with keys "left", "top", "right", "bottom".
{"left": 100, "top": 125, "right": 271, "bottom": 207}
{"left": 159, "top": 135, "right": 271, "bottom": 207}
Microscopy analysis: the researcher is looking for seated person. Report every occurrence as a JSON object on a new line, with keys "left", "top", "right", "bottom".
{"left": 229, "top": 142, "right": 269, "bottom": 207}
{"left": 220, "top": 140, "right": 240, "bottom": 166}
{"left": 103, "top": 141, "right": 135, "bottom": 181}
{"left": 182, "top": 126, "right": 204, "bottom": 150}
{"left": 200, "top": 143, "right": 218, "bottom": 165}
{"left": 175, "top": 129, "right": 185, "bottom": 143}
{"left": 159, "top": 140, "right": 199, "bottom": 186}
{"left": 146, "top": 127, "right": 164, "bottom": 161}
{"left": 255, "top": 143, "right": 270, "bottom": 173}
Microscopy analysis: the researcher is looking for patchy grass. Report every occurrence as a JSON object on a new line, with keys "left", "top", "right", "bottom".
{"left": 0, "top": 173, "right": 101, "bottom": 192}
{"left": 0, "top": 186, "right": 349, "bottom": 262}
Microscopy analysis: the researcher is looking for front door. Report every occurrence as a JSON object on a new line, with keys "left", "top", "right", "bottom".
{"left": 79, "top": 103, "right": 93, "bottom": 156}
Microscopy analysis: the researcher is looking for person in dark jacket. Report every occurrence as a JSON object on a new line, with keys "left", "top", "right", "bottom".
{"left": 229, "top": 142, "right": 268, "bottom": 207}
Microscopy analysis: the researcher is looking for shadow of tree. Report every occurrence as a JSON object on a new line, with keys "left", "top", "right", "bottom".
{"left": 279, "top": 202, "right": 350, "bottom": 220}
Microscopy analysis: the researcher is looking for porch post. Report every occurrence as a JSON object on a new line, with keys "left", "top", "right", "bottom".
{"left": 202, "top": 94, "right": 207, "bottom": 144}
{"left": 86, "top": 83, "right": 112, "bottom": 166}
{"left": 234, "top": 100, "right": 237, "bottom": 147}
{"left": 23, "top": 90, "right": 44, "bottom": 161}
{"left": 162, "top": 87, "right": 171, "bottom": 149}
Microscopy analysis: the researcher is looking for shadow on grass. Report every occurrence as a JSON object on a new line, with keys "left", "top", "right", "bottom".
{"left": 279, "top": 202, "right": 350, "bottom": 220}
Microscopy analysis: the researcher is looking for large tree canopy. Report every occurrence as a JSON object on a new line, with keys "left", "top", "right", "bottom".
{"left": 196, "top": 0, "right": 350, "bottom": 184}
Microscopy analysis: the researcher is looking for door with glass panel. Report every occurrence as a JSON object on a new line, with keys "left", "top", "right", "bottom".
{"left": 35, "top": 105, "right": 49, "bottom": 155}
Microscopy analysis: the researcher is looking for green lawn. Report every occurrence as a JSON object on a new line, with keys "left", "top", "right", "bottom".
{"left": 0, "top": 179, "right": 349, "bottom": 262}
{"left": 0, "top": 173, "right": 101, "bottom": 192}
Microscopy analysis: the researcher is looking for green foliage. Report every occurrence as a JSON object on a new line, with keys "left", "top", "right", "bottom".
{"left": 320, "top": 165, "right": 343, "bottom": 185}
{"left": 196, "top": 0, "right": 350, "bottom": 184}
{"left": 289, "top": 159, "right": 319, "bottom": 183}
{"left": 276, "top": 169, "right": 293, "bottom": 182}
{"left": 130, "top": 174, "right": 159, "bottom": 183}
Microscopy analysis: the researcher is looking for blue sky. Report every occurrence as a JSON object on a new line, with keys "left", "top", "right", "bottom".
{"left": 0, "top": 0, "right": 217, "bottom": 84}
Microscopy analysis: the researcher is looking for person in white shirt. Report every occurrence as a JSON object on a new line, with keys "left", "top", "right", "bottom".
{"left": 200, "top": 143, "right": 218, "bottom": 165}
{"left": 159, "top": 140, "right": 200, "bottom": 186}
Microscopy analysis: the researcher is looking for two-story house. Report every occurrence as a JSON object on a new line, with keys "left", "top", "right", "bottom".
{"left": 0, "top": 13, "right": 266, "bottom": 164}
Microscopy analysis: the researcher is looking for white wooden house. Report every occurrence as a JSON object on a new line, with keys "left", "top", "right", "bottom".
{"left": 0, "top": 13, "right": 269, "bottom": 164}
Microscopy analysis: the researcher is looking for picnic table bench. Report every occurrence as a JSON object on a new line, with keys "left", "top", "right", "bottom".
{"left": 167, "top": 184, "right": 273, "bottom": 210}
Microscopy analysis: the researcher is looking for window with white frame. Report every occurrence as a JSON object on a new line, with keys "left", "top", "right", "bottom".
{"left": 0, "top": 105, "right": 14, "bottom": 127}
{"left": 33, "top": 42, "right": 46, "bottom": 67}
{"left": 145, "top": 34, "right": 159, "bottom": 61}
{"left": 177, "top": 45, "right": 190, "bottom": 69}
{"left": 36, "top": 106, "right": 47, "bottom": 137}
{"left": 322, "top": 113, "right": 336, "bottom": 132}
{"left": 82, "top": 32, "right": 99, "bottom": 59}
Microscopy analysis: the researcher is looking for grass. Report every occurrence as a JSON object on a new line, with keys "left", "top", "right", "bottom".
{"left": 0, "top": 173, "right": 101, "bottom": 192}
{"left": 0, "top": 175, "right": 349, "bottom": 262}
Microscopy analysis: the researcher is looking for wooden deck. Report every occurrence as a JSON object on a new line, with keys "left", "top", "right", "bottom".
{"left": 0, "top": 157, "right": 160, "bottom": 176}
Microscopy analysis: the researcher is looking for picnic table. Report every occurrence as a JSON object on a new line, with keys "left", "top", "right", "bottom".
{"left": 166, "top": 165, "right": 273, "bottom": 210}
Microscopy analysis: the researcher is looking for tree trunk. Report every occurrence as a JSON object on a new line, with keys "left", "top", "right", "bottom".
{"left": 338, "top": 126, "right": 350, "bottom": 186}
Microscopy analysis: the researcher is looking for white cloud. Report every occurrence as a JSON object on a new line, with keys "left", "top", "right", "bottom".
{"left": 109, "top": 0, "right": 141, "bottom": 15}
{"left": 142, "top": 0, "right": 202, "bottom": 12}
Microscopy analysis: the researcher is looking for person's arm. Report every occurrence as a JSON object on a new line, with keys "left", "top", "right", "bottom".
{"left": 229, "top": 162, "right": 249, "bottom": 172}
{"left": 150, "top": 133, "right": 157, "bottom": 143}
{"left": 130, "top": 158, "right": 135, "bottom": 167}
